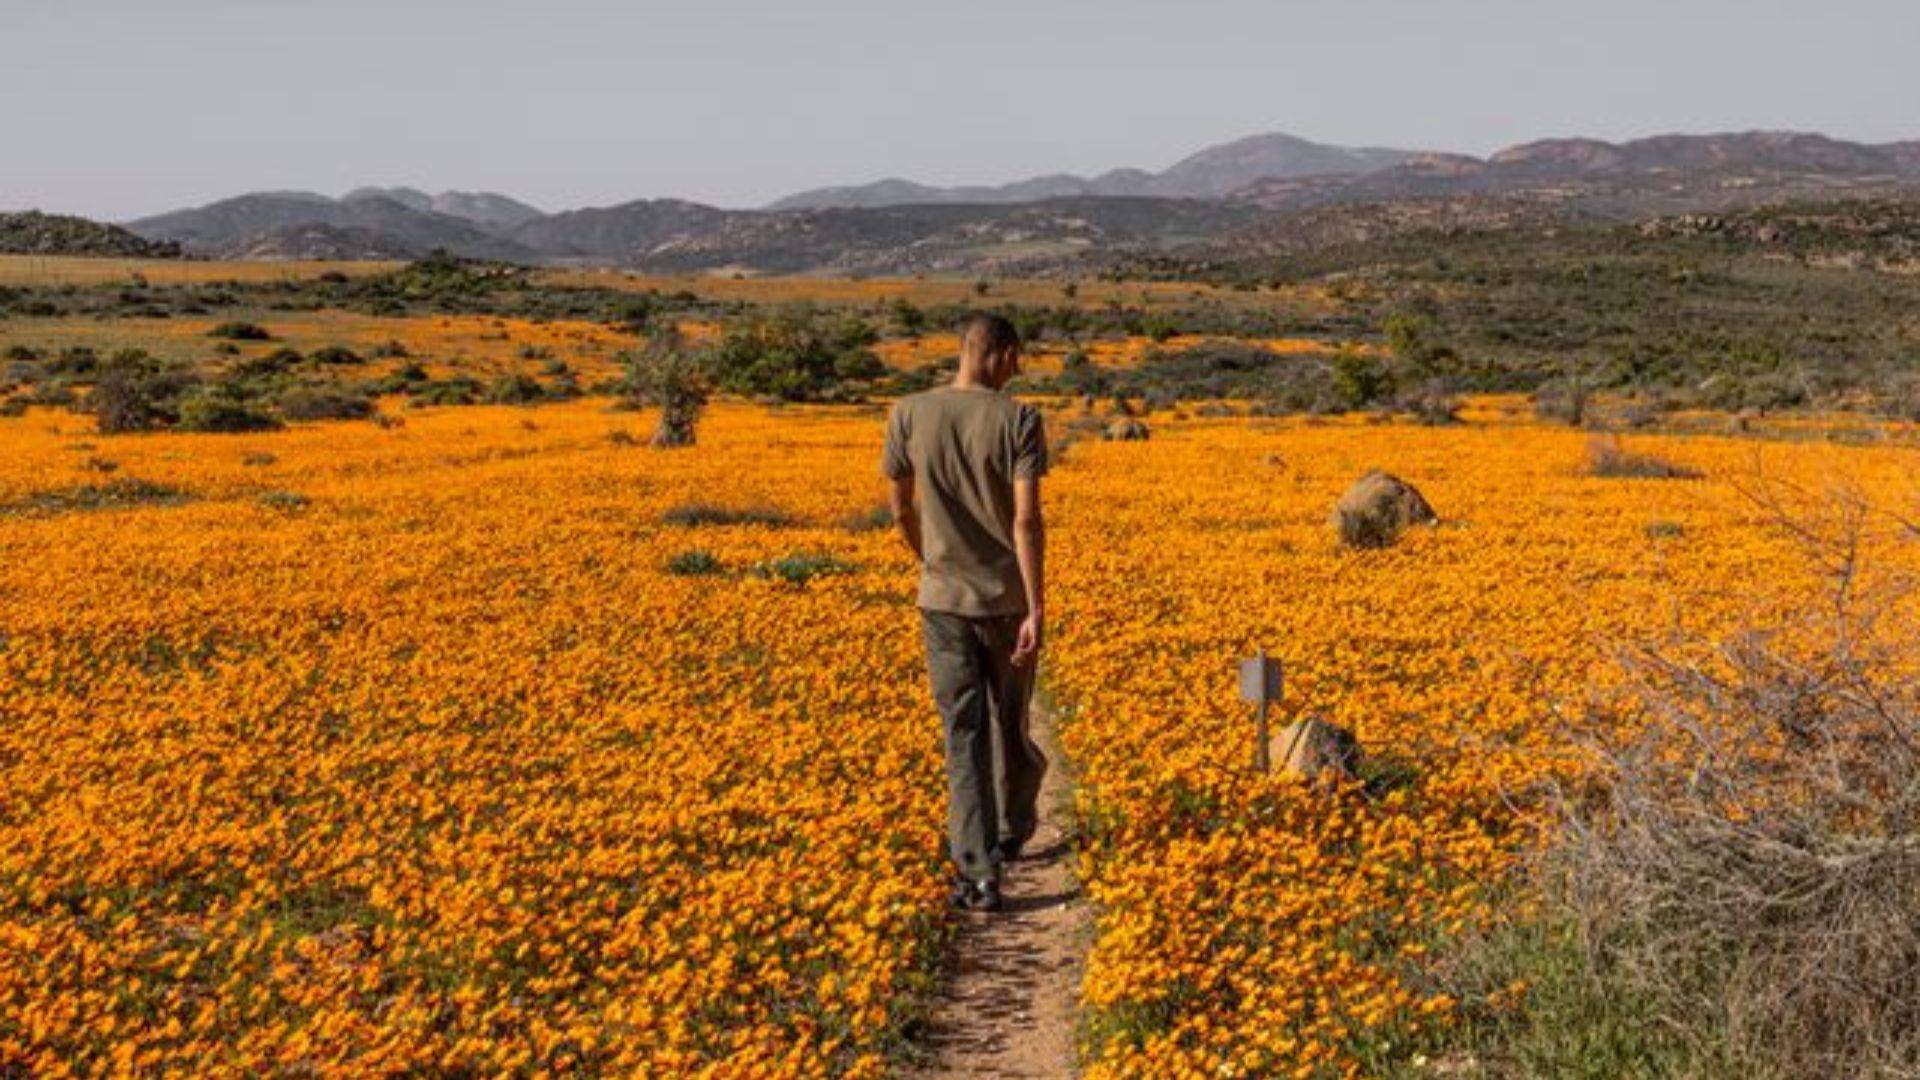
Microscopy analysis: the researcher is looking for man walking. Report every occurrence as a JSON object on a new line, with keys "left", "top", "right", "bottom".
{"left": 881, "top": 313, "right": 1049, "bottom": 913}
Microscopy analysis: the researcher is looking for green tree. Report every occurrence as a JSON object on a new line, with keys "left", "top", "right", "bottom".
{"left": 1384, "top": 313, "right": 1458, "bottom": 380}
{"left": 1331, "top": 346, "right": 1397, "bottom": 411}
{"left": 705, "top": 304, "right": 884, "bottom": 402}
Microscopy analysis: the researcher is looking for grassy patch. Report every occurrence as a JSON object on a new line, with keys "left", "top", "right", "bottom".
{"left": 256, "top": 490, "right": 311, "bottom": 512}
{"left": 838, "top": 503, "right": 894, "bottom": 533}
{"left": 1392, "top": 909, "right": 1680, "bottom": 1080}
{"left": 662, "top": 502, "right": 798, "bottom": 528}
{"left": 752, "top": 553, "right": 856, "bottom": 585}
{"left": 5, "top": 478, "right": 194, "bottom": 516}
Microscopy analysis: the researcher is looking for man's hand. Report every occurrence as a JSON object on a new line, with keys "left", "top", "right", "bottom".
{"left": 1012, "top": 611, "right": 1044, "bottom": 667}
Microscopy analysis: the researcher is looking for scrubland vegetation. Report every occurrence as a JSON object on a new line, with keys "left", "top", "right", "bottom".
{"left": 4, "top": 245, "right": 1919, "bottom": 1077}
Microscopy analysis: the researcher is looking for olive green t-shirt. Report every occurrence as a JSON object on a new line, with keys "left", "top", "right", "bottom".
{"left": 880, "top": 385, "right": 1049, "bottom": 616}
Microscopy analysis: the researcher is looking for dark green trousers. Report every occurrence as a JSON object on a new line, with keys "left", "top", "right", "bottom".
{"left": 920, "top": 610, "right": 1048, "bottom": 881}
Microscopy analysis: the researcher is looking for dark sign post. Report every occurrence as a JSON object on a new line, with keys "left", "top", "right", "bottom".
{"left": 1238, "top": 648, "right": 1283, "bottom": 774}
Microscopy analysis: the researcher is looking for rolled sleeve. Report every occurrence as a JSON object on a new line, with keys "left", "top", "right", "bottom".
{"left": 1013, "top": 404, "right": 1049, "bottom": 479}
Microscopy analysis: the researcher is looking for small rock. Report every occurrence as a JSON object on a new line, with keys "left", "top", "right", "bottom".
{"left": 1268, "top": 717, "right": 1359, "bottom": 782}
{"left": 1331, "top": 470, "right": 1437, "bottom": 549}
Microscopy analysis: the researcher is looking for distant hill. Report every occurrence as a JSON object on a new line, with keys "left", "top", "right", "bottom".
{"left": 505, "top": 199, "right": 734, "bottom": 259}
{"left": 767, "top": 131, "right": 1420, "bottom": 210}
{"left": 490, "top": 196, "right": 1254, "bottom": 275}
{"left": 0, "top": 211, "right": 182, "bottom": 258}
{"left": 224, "top": 223, "right": 425, "bottom": 261}
{"left": 1231, "top": 131, "right": 1920, "bottom": 213}
{"left": 343, "top": 187, "right": 546, "bottom": 228}
{"left": 129, "top": 193, "right": 538, "bottom": 261}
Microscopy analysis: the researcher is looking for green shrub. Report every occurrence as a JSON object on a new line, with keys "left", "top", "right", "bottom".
{"left": 278, "top": 387, "right": 374, "bottom": 421}
{"left": 406, "top": 377, "right": 483, "bottom": 408}
{"left": 889, "top": 297, "right": 926, "bottom": 337}
{"left": 177, "top": 392, "right": 284, "bottom": 433}
{"left": 49, "top": 347, "right": 98, "bottom": 376}
{"left": 90, "top": 350, "right": 198, "bottom": 433}
{"left": 231, "top": 350, "right": 300, "bottom": 379}
{"left": 665, "top": 549, "right": 725, "bottom": 576}
{"left": 1332, "top": 347, "right": 1397, "bottom": 411}
{"left": 706, "top": 304, "right": 884, "bottom": 402}
{"left": 752, "top": 552, "right": 856, "bottom": 585}
{"left": 208, "top": 321, "right": 272, "bottom": 341}
{"left": 310, "top": 345, "right": 365, "bottom": 366}
{"left": 488, "top": 373, "right": 546, "bottom": 405}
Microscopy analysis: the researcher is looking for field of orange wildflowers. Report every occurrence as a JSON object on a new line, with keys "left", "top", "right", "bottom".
{"left": 4, "top": 387, "right": 1918, "bottom": 1078}
{"left": 1043, "top": 410, "right": 1920, "bottom": 1078}
{"left": 0, "top": 401, "right": 944, "bottom": 1077}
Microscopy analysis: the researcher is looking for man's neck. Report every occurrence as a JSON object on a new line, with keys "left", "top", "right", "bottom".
{"left": 950, "top": 371, "right": 1001, "bottom": 392}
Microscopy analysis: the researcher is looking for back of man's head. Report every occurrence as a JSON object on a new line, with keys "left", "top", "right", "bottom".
{"left": 960, "top": 313, "right": 1021, "bottom": 362}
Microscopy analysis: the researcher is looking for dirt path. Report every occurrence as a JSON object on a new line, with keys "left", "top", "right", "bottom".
{"left": 912, "top": 696, "right": 1086, "bottom": 1080}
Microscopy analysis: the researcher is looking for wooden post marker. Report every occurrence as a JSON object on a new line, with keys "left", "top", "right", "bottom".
{"left": 1238, "top": 648, "right": 1283, "bottom": 774}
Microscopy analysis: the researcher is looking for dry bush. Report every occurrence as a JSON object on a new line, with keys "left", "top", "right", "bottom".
{"left": 1543, "top": 490, "right": 1920, "bottom": 1079}
{"left": 1410, "top": 486, "right": 1920, "bottom": 1080}
{"left": 1586, "top": 435, "right": 1701, "bottom": 479}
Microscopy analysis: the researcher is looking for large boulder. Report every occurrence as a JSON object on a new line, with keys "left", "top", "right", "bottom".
{"left": 1267, "top": 717, "right": 1359, "bottom": 782}
{"left": 1331, "top": 470, "right": 1436, "bottom": 548}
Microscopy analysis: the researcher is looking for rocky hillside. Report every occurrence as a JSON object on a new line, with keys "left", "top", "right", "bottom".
{"left": 130, "top": 193, "right": 537, "bottom": 262}
{"left": 0, "top": 211, "right": 182, "bottom": 258}
{"left": 342, "top": 187, "right": 545, "bottom": 228}
{"left": 1230, "top": 131, "right": 1920, "bottom": 216}
{"left": 768, "top": 130, "right": 1419, "bottom": 209}
{"left": 604, "top": 197, "right": 1261, "bottom": 276}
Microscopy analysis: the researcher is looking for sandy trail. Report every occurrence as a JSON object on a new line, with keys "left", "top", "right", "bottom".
{"left": 912, "top": 696, "right": 1086, "bottom": 1080}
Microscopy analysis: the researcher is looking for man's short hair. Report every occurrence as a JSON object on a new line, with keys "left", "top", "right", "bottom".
{"left": 960, "top": 313, "right": 1021, "bottom": 359}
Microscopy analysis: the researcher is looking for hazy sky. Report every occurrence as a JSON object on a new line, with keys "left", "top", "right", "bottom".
{"left": 4, "top": 0, "right": 1915, "bottom": 221}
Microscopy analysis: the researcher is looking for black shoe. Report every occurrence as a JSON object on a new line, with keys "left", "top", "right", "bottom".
{"left": 997, "top": 830, "right": 1039, "bottom": 863}
{"left": 947, "top": 874, "right": 1004, "bottom": 913}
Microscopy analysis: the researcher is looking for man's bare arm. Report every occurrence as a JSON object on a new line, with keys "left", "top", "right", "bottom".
{"left": 889, "top": 475, "right": 923, "bottom": 562}
{"left": 1011, "top": 476, "right": 1045, "bottom": 666}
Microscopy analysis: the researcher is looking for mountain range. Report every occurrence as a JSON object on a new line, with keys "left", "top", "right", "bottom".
{"left": 764, "top": 132, "right": 1420, "bottom": 209}
{"left": 93, "top": 130, "right": 1920, "bottom": 275}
